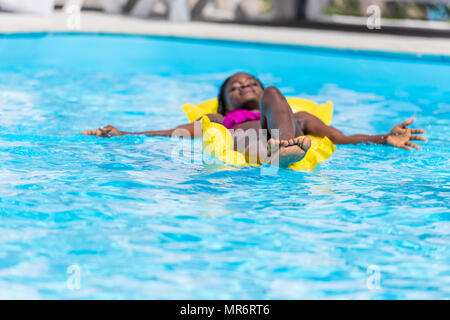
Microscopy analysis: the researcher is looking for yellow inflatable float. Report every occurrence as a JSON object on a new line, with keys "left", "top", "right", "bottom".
{"left": 181, "top": 98, "right": 336, "bottom": 170}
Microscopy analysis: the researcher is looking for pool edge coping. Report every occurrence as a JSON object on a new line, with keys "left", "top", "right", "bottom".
{"left": 0, "top": 11, "right": 449, "bottom": 60}
{"left": 2, "top": 30, "right": 450, "bottom": 64}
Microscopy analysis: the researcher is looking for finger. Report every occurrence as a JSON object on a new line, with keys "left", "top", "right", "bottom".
{"left": 410, "top": 135, "right": 427, "bottom": 141}
{"left": 411, "top": 129, "right": 426, "bottom": 134}
{"left": 83, "top": 130, "right": 98, "bottom": 136}
{"left": 288, "top": 139, "right": 294, "bottom": 146}
{"left": 401, "top": 117, "right": 414, "bottom": 128}
{"left": 406, "top": 141, "right": 421, "bottom": 150}
{"left": 399, "top": 145, "right": 413, "bottom": 151}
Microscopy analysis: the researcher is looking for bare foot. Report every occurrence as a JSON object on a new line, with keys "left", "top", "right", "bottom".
{"left": 268, "top": 137, "right": 311, "bottom": 167}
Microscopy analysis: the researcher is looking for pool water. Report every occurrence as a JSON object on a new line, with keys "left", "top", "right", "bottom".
{"left": 0, "top": 33, "right": 448, "bottom": 299}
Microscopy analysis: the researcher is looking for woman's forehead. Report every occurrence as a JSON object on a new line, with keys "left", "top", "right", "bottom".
{"left": 228, "top": 73, "right": 257, "bottom": 85}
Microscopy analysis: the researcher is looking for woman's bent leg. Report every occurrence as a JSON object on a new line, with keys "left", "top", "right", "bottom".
{"left": 260, "top": 86, "right": 299, "bottom": 140}
{"left": 259, "top": 86, "right": 311, "bottom": 167}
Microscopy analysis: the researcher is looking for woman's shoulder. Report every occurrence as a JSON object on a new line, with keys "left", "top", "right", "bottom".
{"left": 206, "top": 113, "right": 224, "bottom": 124}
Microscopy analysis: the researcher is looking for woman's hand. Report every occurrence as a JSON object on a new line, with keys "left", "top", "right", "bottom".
{"left": 387, "top": 118, "right": 427, "bottom": 151}
{"left": 83, "top": 125, "right": 125, "bottom": 138}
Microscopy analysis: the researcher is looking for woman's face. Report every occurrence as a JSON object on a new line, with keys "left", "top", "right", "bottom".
{"left": 224, "top": 73, "right": 264, "bottom": 111}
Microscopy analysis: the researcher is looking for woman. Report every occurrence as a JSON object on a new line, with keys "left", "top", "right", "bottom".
{"left": 83, "top": 72, "right": 427, "bottom": 167}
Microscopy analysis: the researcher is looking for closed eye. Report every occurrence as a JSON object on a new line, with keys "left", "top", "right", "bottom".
{"left": 228, "top": 79, "right": 259, "bottom": 92}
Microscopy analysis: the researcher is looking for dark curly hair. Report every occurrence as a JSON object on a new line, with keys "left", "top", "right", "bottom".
{"left": 217, "top": 74, "right": 264, "bottom": 116}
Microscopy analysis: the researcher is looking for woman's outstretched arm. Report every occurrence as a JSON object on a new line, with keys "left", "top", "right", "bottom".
{"left": 82, "top": 113, "right": 224, "bottom": 139}
{"left": 83, "top": 123, "right": 199, "bottom": 138}
{"left": 298, "top": 112, "right": 427, "bottom": 151}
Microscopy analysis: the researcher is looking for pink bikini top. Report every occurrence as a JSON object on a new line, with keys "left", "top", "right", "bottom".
{"left": 222, "top": 109, "right": 261, "bottom": 129}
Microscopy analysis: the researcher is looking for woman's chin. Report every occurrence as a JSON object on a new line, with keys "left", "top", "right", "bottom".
{"left": 237, "top": 98, "right": 260, "bottom": 110}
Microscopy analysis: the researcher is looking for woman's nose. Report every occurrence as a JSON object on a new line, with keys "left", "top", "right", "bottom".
{"left": 240, "top": 82, "right": 251, "bottom": 89}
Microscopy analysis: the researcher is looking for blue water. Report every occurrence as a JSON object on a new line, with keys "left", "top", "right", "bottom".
{"left": 0, "top": 33, "right": 449, "bottom": 299}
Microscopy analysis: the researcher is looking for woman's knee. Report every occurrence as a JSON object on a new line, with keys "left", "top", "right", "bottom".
{"left": 262, "top": 86, "right": 283, "bottom": 103}
{"left": 261, "top": 86, "right": 289, "bottom": 112}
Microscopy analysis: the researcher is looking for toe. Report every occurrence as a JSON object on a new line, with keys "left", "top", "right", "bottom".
{"left": 268, "top": 138, "right": 280, "bottom": 153}
{"left": 301, "top": 136, "right": 311, "bottom": 151}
